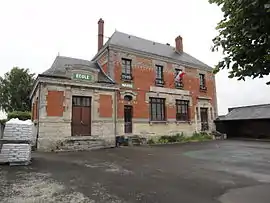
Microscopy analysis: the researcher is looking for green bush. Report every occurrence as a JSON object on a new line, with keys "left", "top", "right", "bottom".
{"left": 158, "top": 133, "right": 185, "bottom": 143}
{"left": 191, "top": 132, "right": 212, "bottom": 141}
{"left": 147, "top": 139, "right": 156, "bottom": 145}
{"left": 7, "top": 111, "right": 31, "bottom": 121}
{"left": 148, "top": 132, "right": 212, "bottom": 145}
{"left": 158, "top": 138, "right": 169, "bottom": 144}
{"left": 0, "top": 119, "right": 7, "bottom": 125}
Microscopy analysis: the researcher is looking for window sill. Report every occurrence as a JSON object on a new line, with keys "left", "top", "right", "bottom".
{"left": 199, "top": 88, "right": 207, "bottom": 92}
{"left": 155, "top": 84, "right": 165, "bottom": 87}
{"left": 121, "top": 79, "right": 133, "bottom": 83}
{"left": 149, "top": 121, "right": 168, "bottom": 125}
{"left": 176, "top": 121, "right": 192, "bottom": 125}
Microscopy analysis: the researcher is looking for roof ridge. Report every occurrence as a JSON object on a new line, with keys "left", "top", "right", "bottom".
{"left": 229, "top": 103, "right": 270, "bottom": 110}
{"left": 57, "top": 55, "right": 91, "bottom": 63}
{"left": 115, "top": 30, "right": 171, "bottom": 48}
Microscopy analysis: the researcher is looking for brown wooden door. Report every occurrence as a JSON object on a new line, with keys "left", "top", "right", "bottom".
{"left": 124, "top": 105, "right": 133, "bottom": 133}
{"left": 200, "top": 108, "right": 209, "bottom": 131}
{"left": 72, "top": 96, "right": 91, "bottom": 136}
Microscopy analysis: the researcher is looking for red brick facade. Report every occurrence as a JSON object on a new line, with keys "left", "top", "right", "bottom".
{"left": 99, "top": 94, "right": 113, "bottom": 117}
{"left": 107, "top": 52, "right": 216, "bottom": 121}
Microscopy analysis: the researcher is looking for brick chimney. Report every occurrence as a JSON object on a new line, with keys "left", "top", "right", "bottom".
{"left": 175, "top": 36, "right": 183, "bottom": 53}
{"left": 98, "top": 18, "right": 104, "bottom": 51}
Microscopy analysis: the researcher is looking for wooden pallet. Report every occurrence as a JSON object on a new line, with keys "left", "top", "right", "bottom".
{"left": 0, "top": 160, "right": 31, "bottom": 166}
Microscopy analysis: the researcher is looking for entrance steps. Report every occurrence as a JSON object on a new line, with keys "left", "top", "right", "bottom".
{"left": 55, "top": 137, "right": 107, "bottom": 152}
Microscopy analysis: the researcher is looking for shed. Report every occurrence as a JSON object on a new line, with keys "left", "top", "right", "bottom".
{"left": 215, "top": 104, "right": 270, "bottom": 139}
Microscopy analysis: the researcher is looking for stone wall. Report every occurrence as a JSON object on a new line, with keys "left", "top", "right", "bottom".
{"left": 117, "top": 120, "right": 196, "bottom": 138}
{"left": 34, "top": 81, "right": 117, "bottom": 151}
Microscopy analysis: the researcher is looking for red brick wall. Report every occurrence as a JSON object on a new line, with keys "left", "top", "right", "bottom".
{"left": 102, "top": 63, "right": 108, "bottom": 74}
{"left": 99, "top": 95, "right": 113, "bottom": 117}
{"left": 95, "top": 49, "right": 216, "bottom": 120}
{"left": 46, "top": 91, "right": 64, "bottom": 117}
{"left": 97, "top": 51, "right": 108, "bottom": 74}
{"left": 32, "top": 99, "right": 38, "bottom": 121}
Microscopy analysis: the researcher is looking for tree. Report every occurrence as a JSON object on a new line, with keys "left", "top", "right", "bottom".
{"left": 0, "top": 67, "right": 35, "bottom": 112}
{"left": 209, "top": 0, "right": 270, "bottom": 81}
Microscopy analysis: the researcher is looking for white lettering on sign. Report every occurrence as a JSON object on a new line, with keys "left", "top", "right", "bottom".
{"left": 73, "top": 73, "right": 92, "bottom": 81}
{"left": 121, "top": 83, "right": 133, "bottom": 88}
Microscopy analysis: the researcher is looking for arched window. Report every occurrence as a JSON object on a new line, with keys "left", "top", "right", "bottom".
{"left": 124, "top": 95, "right": 133, "bottom": 101}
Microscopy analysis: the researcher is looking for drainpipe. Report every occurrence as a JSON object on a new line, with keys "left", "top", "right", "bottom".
{"left": 114, "top": 89, "right": 117, "bottom": 147}
{"left": 35, "top": 82, "right": 41, "bottom": 150}
{"left": 107, "top": 46, "right": 117, "bottom": 146}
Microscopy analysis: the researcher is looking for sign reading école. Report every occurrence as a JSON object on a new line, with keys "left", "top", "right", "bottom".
{"left": 73, "top": 73, "right": 92, "bottom": 81}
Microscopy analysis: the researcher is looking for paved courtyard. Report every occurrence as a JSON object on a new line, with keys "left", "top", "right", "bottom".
{"left": 1, "top": 140, "right": 270, "bottom": 203}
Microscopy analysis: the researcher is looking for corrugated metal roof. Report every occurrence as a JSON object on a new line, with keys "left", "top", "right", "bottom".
{"left": 41, "top": 56, "right": 114, "bottom": 83}
{"left": 104, "top": 31, "right": 212, "bottom": 70}
{"left": 219, "top": 104, "right": 270, "bottom": 121}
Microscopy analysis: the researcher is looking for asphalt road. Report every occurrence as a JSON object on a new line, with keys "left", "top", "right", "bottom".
{"left": 1, "top": 140, "right": 270, "bottom": 203}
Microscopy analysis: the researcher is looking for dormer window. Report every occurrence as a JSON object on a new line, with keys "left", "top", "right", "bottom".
{"left": 121, "top": 58, "right": 132, "bottom": 81}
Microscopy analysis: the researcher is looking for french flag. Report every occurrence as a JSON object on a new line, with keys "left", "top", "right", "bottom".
{"left": 175, "top": 70, "right": 185, "bottom": 81}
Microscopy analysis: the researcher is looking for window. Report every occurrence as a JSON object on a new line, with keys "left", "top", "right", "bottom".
{"left": 175, "top": 69, "right": 184, "bottom": 88}
{"left": 121, "top": 58, "right": 132, "bottom": 80}
{"left": 124, "top": 95, "right": 133, "bottom": 101}
{"left": 150, "top": 98, "right": 166, "bottom": 121}
{"left": 72, "top": 96, "right": 91, "bottom": 107}
{"left": 176, "top": 100, "right": 189, "bottom": 121}
{"left": 199, "top": 74, "right": 206, "bottom": 90}
{"left": 155, "top": 65, "right": 164, "bottom": 86}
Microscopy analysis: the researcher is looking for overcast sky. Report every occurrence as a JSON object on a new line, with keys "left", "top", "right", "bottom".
{"left": 0, "top": 0, "right": 269, "bottom": 117}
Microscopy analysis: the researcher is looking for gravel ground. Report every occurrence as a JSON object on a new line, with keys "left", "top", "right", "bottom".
{"left": 1, "top": 140, "right": 270, "bottom": 203}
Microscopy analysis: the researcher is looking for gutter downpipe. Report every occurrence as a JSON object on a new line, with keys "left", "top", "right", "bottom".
{"left": 109, "top": 46, "right": 118, "bottom": 147}
{"left": 114, "top": 89, "right": 117, "bottom": 147}
{"left": 35, "top": 82, "right": 41, "bottom": 150}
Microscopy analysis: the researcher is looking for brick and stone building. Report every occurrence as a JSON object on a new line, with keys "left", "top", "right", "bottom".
{"left": 30, "top": 18, "right": 217, "bottom": 151}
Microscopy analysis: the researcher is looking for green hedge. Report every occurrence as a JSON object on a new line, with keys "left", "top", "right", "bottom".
{"left": 0, "top": 119, "right": 7, "bottom": 125}
{"left": 7, "top": 111, "right": 31, "bottom": 121}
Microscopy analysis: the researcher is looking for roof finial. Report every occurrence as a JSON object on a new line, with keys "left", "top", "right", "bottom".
{"left": 58, "top": 52, "right": 60, "bottom": 56}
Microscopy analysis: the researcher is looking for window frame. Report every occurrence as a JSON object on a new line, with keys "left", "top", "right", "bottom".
{"left": 72, "top": 96, "right": 91, "bottom": 107}
{"left": 149, "top": 97, "right": 166, "bottom": 121}
{"left": 175, "top": 68, "right": 184, "bottom": 89}
{"left": 155, "top": 65, "right": 164, "bottom": 86}
{"left": 199, "top": 73, "right": 207, "bottom": 90}
{"left": 176, "top": 100, "right": 189, "bottom": 121}
{"left": 121, "top": 58, "right": 132, "bottom": 81}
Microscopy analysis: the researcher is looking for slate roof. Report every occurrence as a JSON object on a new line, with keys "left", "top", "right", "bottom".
{"left": 94, "top": 31, "right": 212, "bottom": 70}
{"left": 41, "top": 56, "right": 114, "bottom": 83}
{"left": 218, "top": 104, "right": 270, "bottom": 121}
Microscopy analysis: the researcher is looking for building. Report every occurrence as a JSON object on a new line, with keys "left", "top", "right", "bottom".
{"left": 215, "top": 104, "right": 270, "bottom": 139}
{"left": 30, "top": 18, "right": 217, "bottom": 151}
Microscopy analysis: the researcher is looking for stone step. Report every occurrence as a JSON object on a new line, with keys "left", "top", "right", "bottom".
{"left": 55, "top": 139, "right": 106, "bottom": 152}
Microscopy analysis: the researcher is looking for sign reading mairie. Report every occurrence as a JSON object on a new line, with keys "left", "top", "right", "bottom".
{"left": 73, "top": 73, "right": 92, "bottom": 81}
